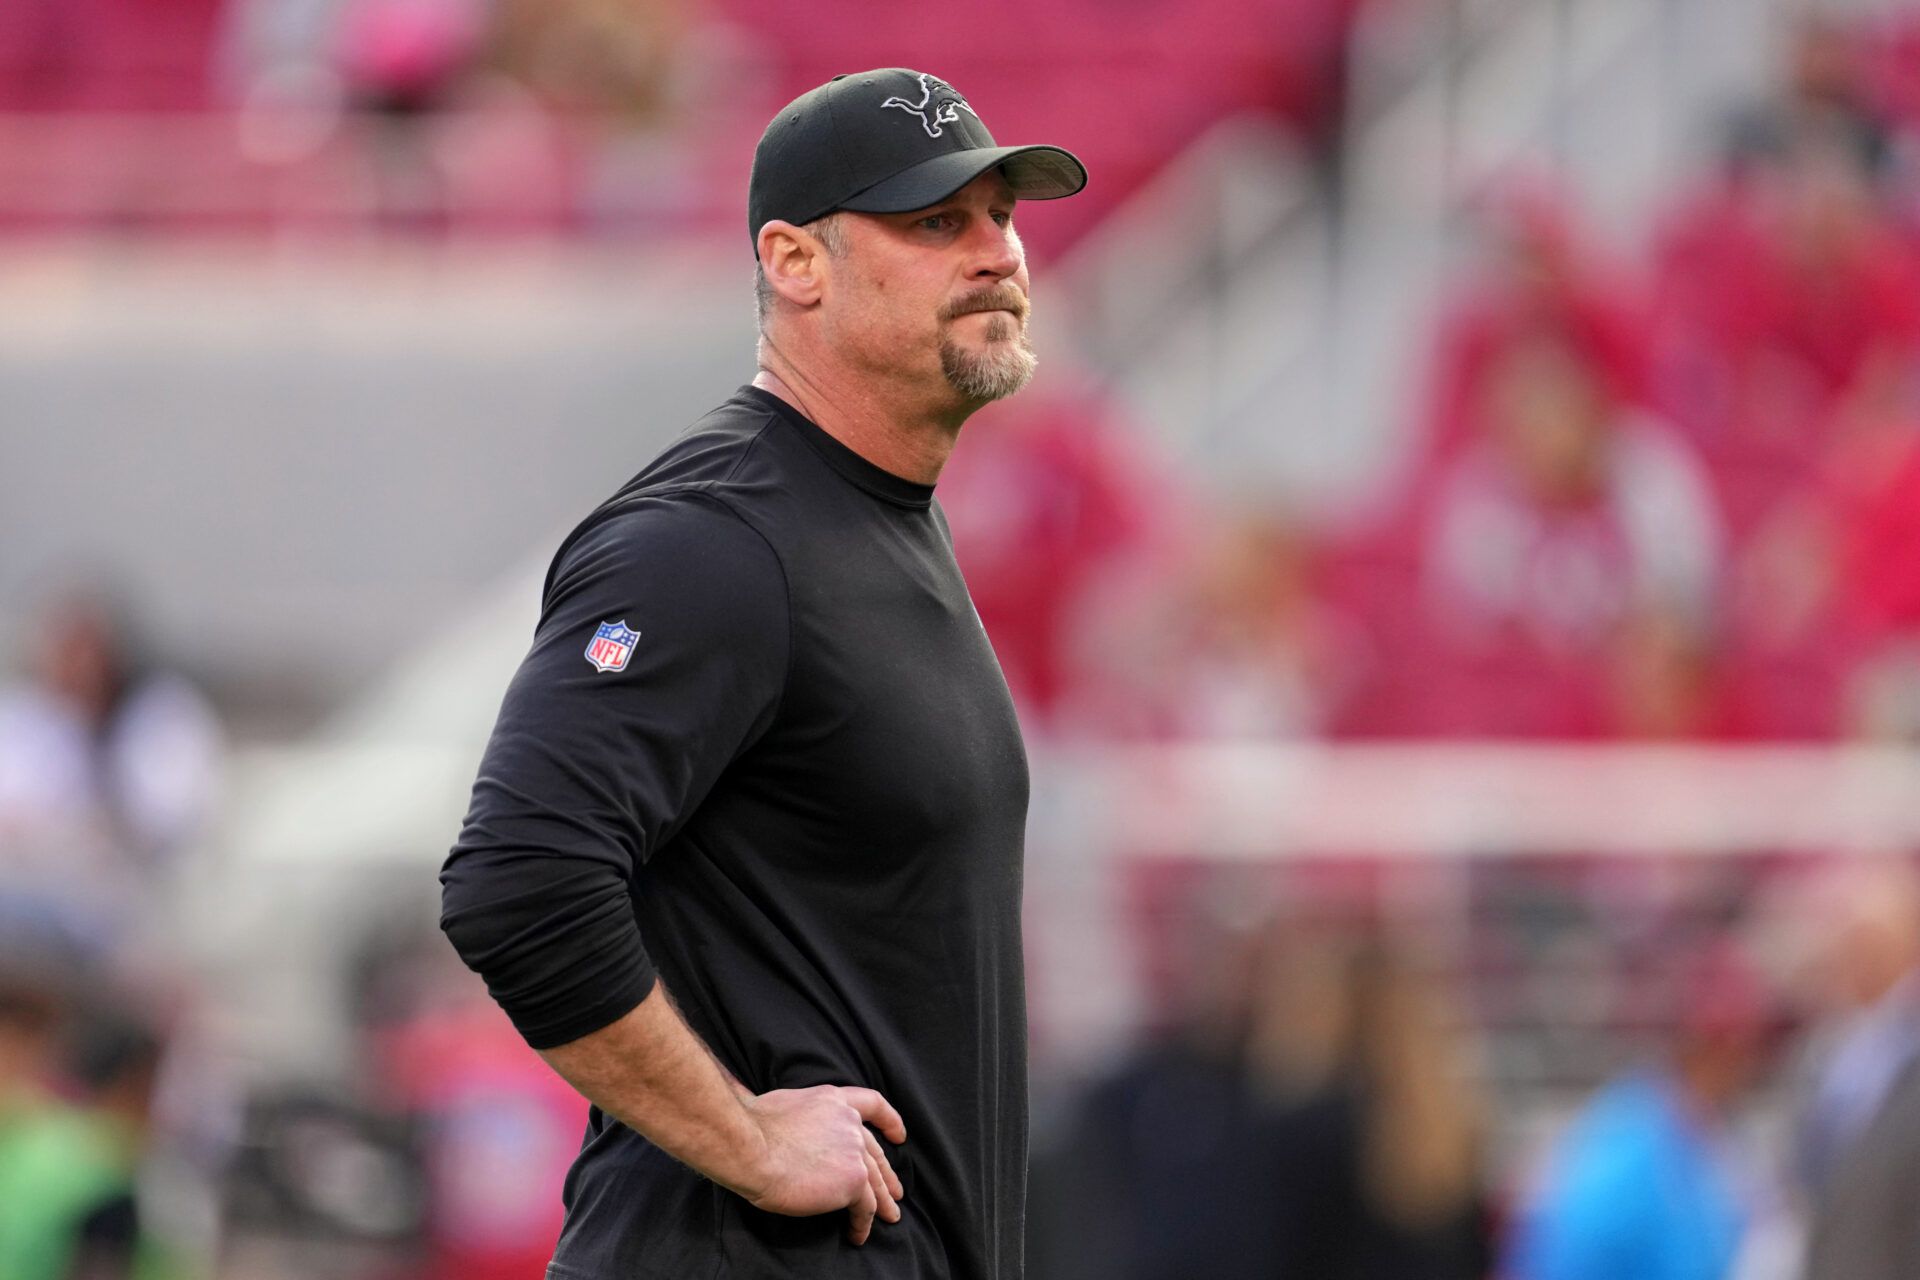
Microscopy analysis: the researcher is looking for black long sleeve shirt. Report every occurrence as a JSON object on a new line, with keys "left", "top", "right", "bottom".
{"left": 440, "top": 386, "right": 1031, "bottom": 1280}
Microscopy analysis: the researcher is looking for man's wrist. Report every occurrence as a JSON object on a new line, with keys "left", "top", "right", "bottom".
{"left": 712, "top": 1093, "right": 775, "bottom": 1202}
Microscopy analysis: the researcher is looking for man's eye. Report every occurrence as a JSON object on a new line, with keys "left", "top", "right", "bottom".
{"left": 919, "top": 214, "right": 953, "bottom": 231}
{"left": 991, "top": 211, "right": 1013, "bottom": 227}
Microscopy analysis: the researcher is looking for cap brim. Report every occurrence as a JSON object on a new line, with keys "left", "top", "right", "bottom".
{"left": 836, "top": 145, "right": 1087, "bottom": 215}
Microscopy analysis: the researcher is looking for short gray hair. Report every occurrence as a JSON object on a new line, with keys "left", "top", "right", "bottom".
{"left": 754, "top": 213, "right": 848, "bottom": 328}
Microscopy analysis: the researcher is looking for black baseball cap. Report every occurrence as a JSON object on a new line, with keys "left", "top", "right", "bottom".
{"left": 748, "top": 68, "right": 1087, "bottom": 249}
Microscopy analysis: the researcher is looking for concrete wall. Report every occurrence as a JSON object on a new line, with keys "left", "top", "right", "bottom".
{"left": 0, "top": 239, "right": 754, "bottom": 725}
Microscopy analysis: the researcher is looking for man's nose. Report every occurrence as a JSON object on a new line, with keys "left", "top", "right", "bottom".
{"left": 968, "top": 221, "right": 1023, "bottom": 281}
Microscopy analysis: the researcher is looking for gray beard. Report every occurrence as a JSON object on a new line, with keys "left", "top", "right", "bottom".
{"left": 939, "top": 312, "right": 1037, "bottom": 402}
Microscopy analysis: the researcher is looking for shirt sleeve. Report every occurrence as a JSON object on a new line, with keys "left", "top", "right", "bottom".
{"left": 439, "top": 494, "right": 790, "bottom": 1050}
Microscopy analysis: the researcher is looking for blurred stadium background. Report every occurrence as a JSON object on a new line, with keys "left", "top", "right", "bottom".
{"left": 7, "top": 0, "right": 1920, "bottom": 1276}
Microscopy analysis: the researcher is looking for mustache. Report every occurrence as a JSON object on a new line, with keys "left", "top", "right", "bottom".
{"left": 941, "top": 286, "right": 1029, "bottom": 322}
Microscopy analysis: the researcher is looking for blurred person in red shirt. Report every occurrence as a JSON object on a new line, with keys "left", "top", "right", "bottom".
{"left": 1720, "top": 346, "right": 1920, "bottom": 737}
{"left": 935, "top": 385, "right": 1174, "bottom": 733}
{"left": 1857, "top": 8, "right": 1920, "bottom": 147}
{"left": 1756, "top": 160, "right": 1919, "bottom": 415}
{"left": 1064, "top": 510, "right": 1367, "bottom": 739}
{"left": 1418, "top": 179, "right": 1649, "bottom": 468}
{"left": 1416, "top": 333, "right": 1725, "bottom": 737}
{"left": 368, "top": 937, "right": 587, "bottom": 1280}
{"left": 1822, "top": 353, "right": 1920, "bottom": 744}
{"left": 1649, "top": 148, "right": 1920, "bottom": 546}
{"left": 1826, "top": 353, "right": 1920, "bottom": 643}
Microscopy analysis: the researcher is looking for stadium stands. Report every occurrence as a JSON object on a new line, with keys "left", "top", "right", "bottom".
{"left": 0, "top": 0, "right": 1369, "bottom": 247}
{"left": 14, "top": 3, "right": 1920, "bottom": 1277}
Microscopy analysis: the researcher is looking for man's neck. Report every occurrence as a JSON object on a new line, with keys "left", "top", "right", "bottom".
{"left": 752, "top": 346, "right": 975, "bottom": 488}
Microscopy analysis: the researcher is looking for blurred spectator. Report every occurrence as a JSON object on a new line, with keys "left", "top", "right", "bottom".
{"left": 333, "top": 0, "right": 488, "bottom": 230}
{"left": 1792, "top": 859, "right": 1920, "bottom": 1280}
{"left": 1033, "top": 883, "right": 1275, "bottom": 1280}
{"left": 1074, "top": 511, "right": 1365, "bottom": 739}
{"left": 1653, "top": 16, "right": 1906, "bottom": 509}
{"left": 1417, "top": 334, "right": 1724, "bottom": 737}
{"left": 1825, "top": 352, "right": 1920, "bottom": 646}
{"left": 1650, "top": 158, "right": 1920, "bottom": 545}
{"left": 0, "top": 589, "right": 223, "bottom": 946}
{"left": 1857, "top": 9, "right": 1920, "bottom": 146}
{"left": 1418, "top": 181, "right": 1649, "bottom": 465}
{"left": 487, "top": 0, "right": 691, "bottom": 120}
{"left": 1822, "top": 353, "right": 1920, "bottom": 743}
{"left": 1503, "top": 939, "right": 1775, "bottom": 1280}
{"left": 1762, "top": 161, "right": 1920, "bottom": 414}
{"left": 61, "top": 1003, "right": 178, "bottom": 1280}
{"left": 1719, "top": 348, "right": 1920, "bottom": 738}
{"left": 1038, "top": 892, "right": 1489, "bottom": 1280}
{"left": 0, "top": 956, "right": 183, "bottom": 1280}
{"left": 1718, "top": 496, "right": 1849, "bottom": 740}
{"left": 937, "top": 388, "right": 1174, "bottom": 733}
{"left": 1245, "top": 937, "right": 1491, "bottom": 1280}
{"left": 337, "top": 0, "right": 485, "bottom": 117}
{"left": 361, "top": 927, "right": 584, "bottom": 1280}
{"left": 1725, "top": 17, "right": 1893, "bottom": 189}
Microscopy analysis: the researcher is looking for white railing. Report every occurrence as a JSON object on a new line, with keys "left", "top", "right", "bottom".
{"left": 196, "top": 732, "right": 1920, "bottom": 1079}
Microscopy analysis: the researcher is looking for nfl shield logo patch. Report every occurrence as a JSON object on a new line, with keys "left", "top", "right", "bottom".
{"left": 584, "top": 620, "right": 641, "bottom": 673}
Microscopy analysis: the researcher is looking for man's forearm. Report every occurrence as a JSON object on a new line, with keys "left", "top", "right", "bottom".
{"left": 537, "top": 978, "right": 770, "bottom": 1197}
{"left": 534, "top": 974, "right": 907, "bottom": 1241}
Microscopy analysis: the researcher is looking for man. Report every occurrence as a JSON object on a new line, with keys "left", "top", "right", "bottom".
{"left": 439, "top": 68, "right": 1085, "bottom": 1280}
{"left": 1502, "top": 940, "right": 1772, "bottom": 1280}
{"left": 1795, "top": 861, "right": 1920, "bottom": 1280}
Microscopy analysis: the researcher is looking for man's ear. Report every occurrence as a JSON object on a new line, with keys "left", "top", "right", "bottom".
{"left": 758, "top": 221, "right": 830, "bottom": 310}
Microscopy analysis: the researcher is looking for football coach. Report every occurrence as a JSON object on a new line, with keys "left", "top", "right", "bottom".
{"left": 439, "top": 68, "right": 1086, "bottom": 1279}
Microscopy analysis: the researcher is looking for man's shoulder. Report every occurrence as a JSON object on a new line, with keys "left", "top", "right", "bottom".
{"left": 545, "top": 389, "right": 795, "bottom": 592}
{"left": 547, "top": 485, "right": 785, "bottom": 601}
{"left": 610, "top": 386, "right": 793, "bottom": 510}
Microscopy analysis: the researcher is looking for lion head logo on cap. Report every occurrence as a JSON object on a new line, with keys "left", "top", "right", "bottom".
{"left": 880, "top": 73, "right": 979, "bottom": 139}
